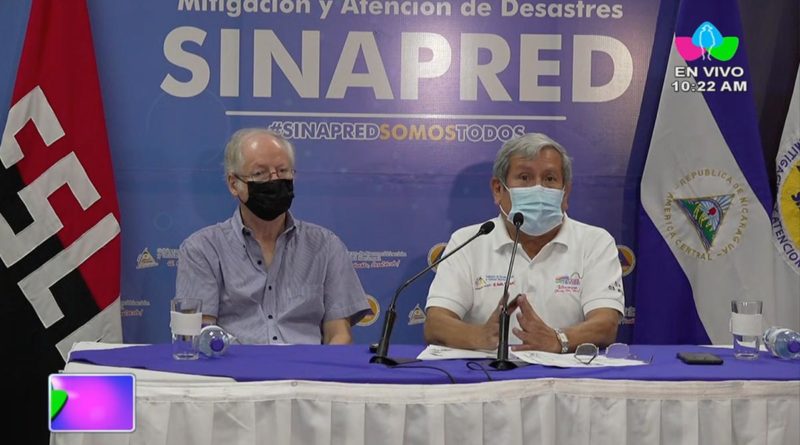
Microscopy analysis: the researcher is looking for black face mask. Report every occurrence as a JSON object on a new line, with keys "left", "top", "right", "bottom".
{"left": 241, "top": 179, "right": 294, "bottom": 221}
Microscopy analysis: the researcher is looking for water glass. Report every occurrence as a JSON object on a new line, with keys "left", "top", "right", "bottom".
{"left": 730, "top": 300, "right": 763, "bottom": 360}
{"left": 170, "top": 298, "right": 203, "bottom": 360}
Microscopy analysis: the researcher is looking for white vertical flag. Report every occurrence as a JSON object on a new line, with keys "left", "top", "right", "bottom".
{"left": 635, "top": 0, "right": 791, "bottom": 343}
{"left": 772, "top": 63, "right": 800, "bottom": 330}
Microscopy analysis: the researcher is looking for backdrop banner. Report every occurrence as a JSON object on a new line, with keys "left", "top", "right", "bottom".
{"left": 2, "top": 0, "right": 669, "bottom": 345}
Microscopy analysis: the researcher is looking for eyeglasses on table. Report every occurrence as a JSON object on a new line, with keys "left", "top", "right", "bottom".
{"left": 574, "top": 342, "right": 652, "bottom": 365}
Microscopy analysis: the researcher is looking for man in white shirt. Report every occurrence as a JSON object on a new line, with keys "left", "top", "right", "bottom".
{"left": 424, "top": 133, "right": 624, "bottom": 353}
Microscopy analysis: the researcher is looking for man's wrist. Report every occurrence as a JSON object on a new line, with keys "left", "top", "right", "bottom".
{"left": 474, "top": 323, "right": 495, "bottom": 350}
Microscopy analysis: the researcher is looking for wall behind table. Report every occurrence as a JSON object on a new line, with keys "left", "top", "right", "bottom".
{"left": 0, "top": 0, "right": 692, "bottom": 344}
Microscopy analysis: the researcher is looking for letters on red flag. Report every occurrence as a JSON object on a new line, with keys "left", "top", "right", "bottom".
{"left": 0, "top": 0, "right": 121, "bottom": 440}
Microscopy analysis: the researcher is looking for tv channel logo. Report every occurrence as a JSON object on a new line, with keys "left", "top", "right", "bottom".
{"left": 675, "top": 21, "right": 740, "bottom": 62}
{"left": 49, "top": 374, "right": 135, "bottom": 432}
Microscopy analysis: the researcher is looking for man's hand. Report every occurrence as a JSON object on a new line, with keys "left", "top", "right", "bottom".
{"left": 425, "top": 303, "right": 521, "bottom": 351}
{"left": 475, "top": 295, "right": 522, "bottom": 350}
{"left": 475, "top": 303, "right": 504, "bottom": 350}
{"left": 510, "top": 294, "right": 561, "bottom": 353}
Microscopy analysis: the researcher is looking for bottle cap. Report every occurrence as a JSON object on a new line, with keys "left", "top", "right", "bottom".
{"left": 788, "top": 340, "right": 800, "bottom": 354}
{"left": 210, "top": 337, "right": 225, "bottom": 352}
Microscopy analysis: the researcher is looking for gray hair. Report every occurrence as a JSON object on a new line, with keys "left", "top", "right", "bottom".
{"left": 492, "top": 133, "right": 572, "bottom": 184}
{"left": 223, "top": 128, "right": 296, "bottom": 176}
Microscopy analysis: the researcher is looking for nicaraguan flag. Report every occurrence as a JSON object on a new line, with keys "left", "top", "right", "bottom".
{"left": 635, "top": 0, "right": 793, "bottom": 344}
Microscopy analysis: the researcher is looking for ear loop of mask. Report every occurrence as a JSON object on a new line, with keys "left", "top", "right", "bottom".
{"left": 497, "top": 180, "right": 511, "bottom": 219}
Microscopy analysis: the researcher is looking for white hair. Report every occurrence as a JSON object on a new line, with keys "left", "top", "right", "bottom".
{"left": 223, "top": 128, "right": 295, "bottom": 178}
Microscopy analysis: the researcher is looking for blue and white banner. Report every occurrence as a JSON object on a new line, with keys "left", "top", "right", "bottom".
{"left": 9, "top": 0, "right": 797, "bottom": 343}
{"left": 1, "top": 0, "right": 670, "bottom": 344}
{"left": 635, "top": 0, "right": 797, "bottom": 344}
{"left": 772, "top": 63, "right": 800, "bottom": 326}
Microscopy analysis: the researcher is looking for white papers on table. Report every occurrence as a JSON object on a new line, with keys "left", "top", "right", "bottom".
{"left": 510, "top": 350, "right": 650, "bottom": 368}
{"left": 417, "top": 344, "right": 496, "bottom": 360}
{"left": 417, "top": 345, "right": 650, "bottom": 368}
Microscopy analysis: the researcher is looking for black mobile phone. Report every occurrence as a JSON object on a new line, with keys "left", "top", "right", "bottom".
{"left": 676, "top": 352, "right": 724, "bottom": 365}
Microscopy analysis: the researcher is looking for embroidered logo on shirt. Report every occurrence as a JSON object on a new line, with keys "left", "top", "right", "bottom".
{"left": 607, "top": 279, "right": 623, "bottom": 294}
{"left": 554, "top": 273, "right": 582, "bottom": 293}
{"left": 408, "top": 303, "right": 426, "bottom": 325}
{"left": 474, "top": 275, "right": 510, "bottom": 290}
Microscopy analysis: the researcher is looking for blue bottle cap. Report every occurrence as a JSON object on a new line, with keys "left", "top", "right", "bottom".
{"left": 210, "top": 338, "right": 225, "bottom": 352}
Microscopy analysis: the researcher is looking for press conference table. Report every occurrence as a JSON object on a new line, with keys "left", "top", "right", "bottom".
{"left": 52, "top": 343, "right": 800, "bottom": 445}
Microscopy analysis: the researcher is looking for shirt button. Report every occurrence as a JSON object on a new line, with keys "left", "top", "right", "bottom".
{"left": 268, "top": 285, "right": 272, "bottom": 290}
{"left": 257, "top": 260, "right": 262, "bottom": 265}
{"left": 272, "top": 336, "right": 278, "bottom": 341}
{"left": 268, "top": 315, "right": 273, "bottom": 319}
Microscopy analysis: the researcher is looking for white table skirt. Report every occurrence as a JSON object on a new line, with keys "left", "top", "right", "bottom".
{"left": 50, "top": 377, "right": 800, "bottom": 445}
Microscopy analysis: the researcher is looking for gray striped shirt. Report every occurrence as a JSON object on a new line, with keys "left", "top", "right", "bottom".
{"left": 176, "top": 210, "right": 370, "bottom": 344}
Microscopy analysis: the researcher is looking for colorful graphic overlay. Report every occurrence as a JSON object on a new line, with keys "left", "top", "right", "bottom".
{"left": 49, "top": 374, "right": 135, "bottom": 432}
{"left": 675, "top": 21, "right": 739, "bottom": 62}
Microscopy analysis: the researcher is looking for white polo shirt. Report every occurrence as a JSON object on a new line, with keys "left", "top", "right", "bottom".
{"left": 426, "top": 215, "right": 624, "bottom": 343}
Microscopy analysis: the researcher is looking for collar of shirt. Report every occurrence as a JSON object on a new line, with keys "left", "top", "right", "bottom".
{"left": 490, "top": 214, "right": 574, "bottom": 254}
{"left": 230, "top": 208, "right": 297, "bottom": 247}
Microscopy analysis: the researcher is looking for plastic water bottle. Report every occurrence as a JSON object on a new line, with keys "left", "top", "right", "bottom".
{"left": 196, "top": 325, "right": 235, "bottom": 357}
{"left": 763, "top": 327, "right": 800, "bottom": 360}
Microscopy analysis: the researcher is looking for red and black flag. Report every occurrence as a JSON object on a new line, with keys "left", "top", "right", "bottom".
{"left": 0, "top": 0, "right": 121, "bottom": 441}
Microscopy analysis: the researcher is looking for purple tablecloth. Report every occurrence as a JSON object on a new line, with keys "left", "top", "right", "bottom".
{"left": 69, "top": 344, "right": 800, "bottom": 384}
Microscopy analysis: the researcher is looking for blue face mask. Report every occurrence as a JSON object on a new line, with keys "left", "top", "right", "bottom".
{"left": 502, "top": 184, "right": 565, "bottom": 236}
